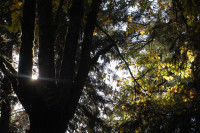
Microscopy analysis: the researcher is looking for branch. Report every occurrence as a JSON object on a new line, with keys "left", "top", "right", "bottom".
{"left": 136, "top": 68, "right": 153, "bottom": 80}
{"left": 79, "top": 104, "right": 104, "bottom": 124}
{"left": 19, "top": 0, "right": 36, "bottom": 77}
{"left": 38, "top": 0, "right": 55, "bottom": 79}
{"left": 91, "top": 44, "right": 115, "bottom": 65}
{"left": 67, "top": 0, "right": 102, "bottom": 120}
{"left": 96, "top": 24, "right": 144, "bottom": 91}
{"left": 0, "top": 55, "right": 17, "bottom": 75}
{"left": 133, "top": 39, "right": 153, "bottom": 52}
{"left": 0, "top": 61, "right": 18, "bottom": 94}
{"left": 59, "top": 0, "right": 84, "bottom": 82}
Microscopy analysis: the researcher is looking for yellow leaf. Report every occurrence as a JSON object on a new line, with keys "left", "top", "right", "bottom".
{"left": 190, "top": 95, "right": 194, "bottom": 99}
{"left": 18, "top": 2, "right": 23, "bottom": 6}
{"left": 183, "top": 98, "right": 187, "bottom": 102}
{"left": 150, "top": 11, "right": 154, "bottom": 16}
{"left": 140, "top": 30, "right": 145, "bottom": 35}
{"left": 169, "top": 76, "right": 174, "bottom": 80}
{"left": 121, "top": 106, "right": 126, "bottom": 110}
{"left": 126, "top": 31, "right": 129, "bottom": 36}
{"left": 146, "top": 52, "right": 150, "bottom": 55}
{"left": 127, "top": 16, "right": 132, "bottom": 22}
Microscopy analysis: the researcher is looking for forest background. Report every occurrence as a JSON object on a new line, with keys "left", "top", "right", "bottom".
{"left": 0, "top": 0, "right": 200, "bottom": 132}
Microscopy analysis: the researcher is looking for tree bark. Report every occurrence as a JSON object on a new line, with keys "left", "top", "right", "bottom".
{"left": 18, "top": 0, "right": 103, "bottom": 132}
{"left": 19, "top": 0, "right": 35, "bottom": 77}
{"left": 27, "top": 110, "right": 67, "bottom": 133}
{"left": 0, "top": 78, "right": 11, "bottom": 133}
{"left": 59, "top": 0, "right": 84, "bottom": 91}
{"left": 58, "top": 0, "right": 85, "bottom": 120}
{"left": 0, "top": 100, "right": 11, "bottom": 133}
{"left": 68, "top": 0, "right": 102, "bottom": 121}
{"left": 38, "top": 0, "right": 55, "bottom": 79}
{"left": 18, "top": 0, "right": 36, "bottom": 114}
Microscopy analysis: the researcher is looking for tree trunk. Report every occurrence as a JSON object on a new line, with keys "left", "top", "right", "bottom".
{"left": 0, "top": 100, "right": 11, "bottom": 133}
{"left": 18, "top": 0, "right": 102, "bottom": 132}
{"left": 18, "top": 0, "right": 36, "bottom": 113}
{"left": 0, "top": 77, "right": 12, "bottom": 133}
{"left": 38, "top": 0, "right": 55, "bottom": 79}
{"left": 27, "top": 111, "right": 68, "bottom": 133}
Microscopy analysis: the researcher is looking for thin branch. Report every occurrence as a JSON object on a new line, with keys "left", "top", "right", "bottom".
{"left": 96, "top": 24, "right": 144, "bottom": 91}
{"left": 0, "top": 61, "right": 18, "bottom": 93}
{"left": 136, "top": 68, "right": 152, "bottom": 80}
{"left": 133, "top": 39, "right": 153, "bottom": 52}
{"left": 91, "top": 44, "right": 115, "bottom": 65}
{"left": 0, "top": 55, "right": 17, "bottom": 74}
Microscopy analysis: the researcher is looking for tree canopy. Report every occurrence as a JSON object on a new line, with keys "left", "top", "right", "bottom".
{"left": 0, "top": 0, "right": 200, "bottom": 132}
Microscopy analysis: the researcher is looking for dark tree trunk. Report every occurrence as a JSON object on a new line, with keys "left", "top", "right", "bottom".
{"left": 18, "top": 0, "right": 36, "bottom": 113}
{"left": 17, "top": 0, "right": 102, "bottom": 132}
{"left": 38, "top": 0, "right": 55, "bottom": 79}
{"left": 27, "top": 110, "right": 68, "bottom": 133}
{"left": 59, "top": 0, "right": 84, "bottom": 100}
{"left": 0, "top": 77, "right": 12, "bottom": 133}
{"left": 70, "top": 0, "right": 102, "bottom": 117}
{"left": 19, "top": 0, "right": 35, "bottom": 77}
{"left": 0, "top": 100, "right": 11, "bottom": 133}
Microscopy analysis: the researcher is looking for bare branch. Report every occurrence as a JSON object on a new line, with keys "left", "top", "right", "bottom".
{"left": 0, "top": 61, "right": 18, "bottom": 94}
{"left": 96, "top": 24, "right": 144, "bottom": 91}
{"left": 0, "top": 55, "right": 17, "bottom": 74}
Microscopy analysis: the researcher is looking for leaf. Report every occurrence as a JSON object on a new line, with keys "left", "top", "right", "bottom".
{"left": 121, "top": 105, "right": 126, "bottom": 110}
{"left": 18, "top": 2, "right": 22, "bottom": 6}
{"left": 140, "top": 30, "right": 145, "bottom": 35}
{"left": 126, "top": 31, "right": 129, "bottom": 36}
{"left": 127, "top": 16, "right": 132, "bottom": 22}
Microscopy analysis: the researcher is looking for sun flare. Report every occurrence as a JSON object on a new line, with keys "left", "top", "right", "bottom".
{"left": 32, "top": 75, "right": 38, "bottom": 80}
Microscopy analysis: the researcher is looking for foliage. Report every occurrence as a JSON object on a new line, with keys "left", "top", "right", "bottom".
{"left": 109, "top": 0, "right": 200, "bottom": 132}
{"left": 0, "top": 0, "right": 200, "bottom": 132}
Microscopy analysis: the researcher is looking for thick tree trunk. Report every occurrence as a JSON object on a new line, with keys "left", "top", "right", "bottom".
{"left": 18, "top": 0, "right": 36, "bottom": 112}
{"left": 18, "top": 0, "right": 102, "bottom": 132}
{"left": 27, "top": 111, "right": 68, "bottom": 133}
